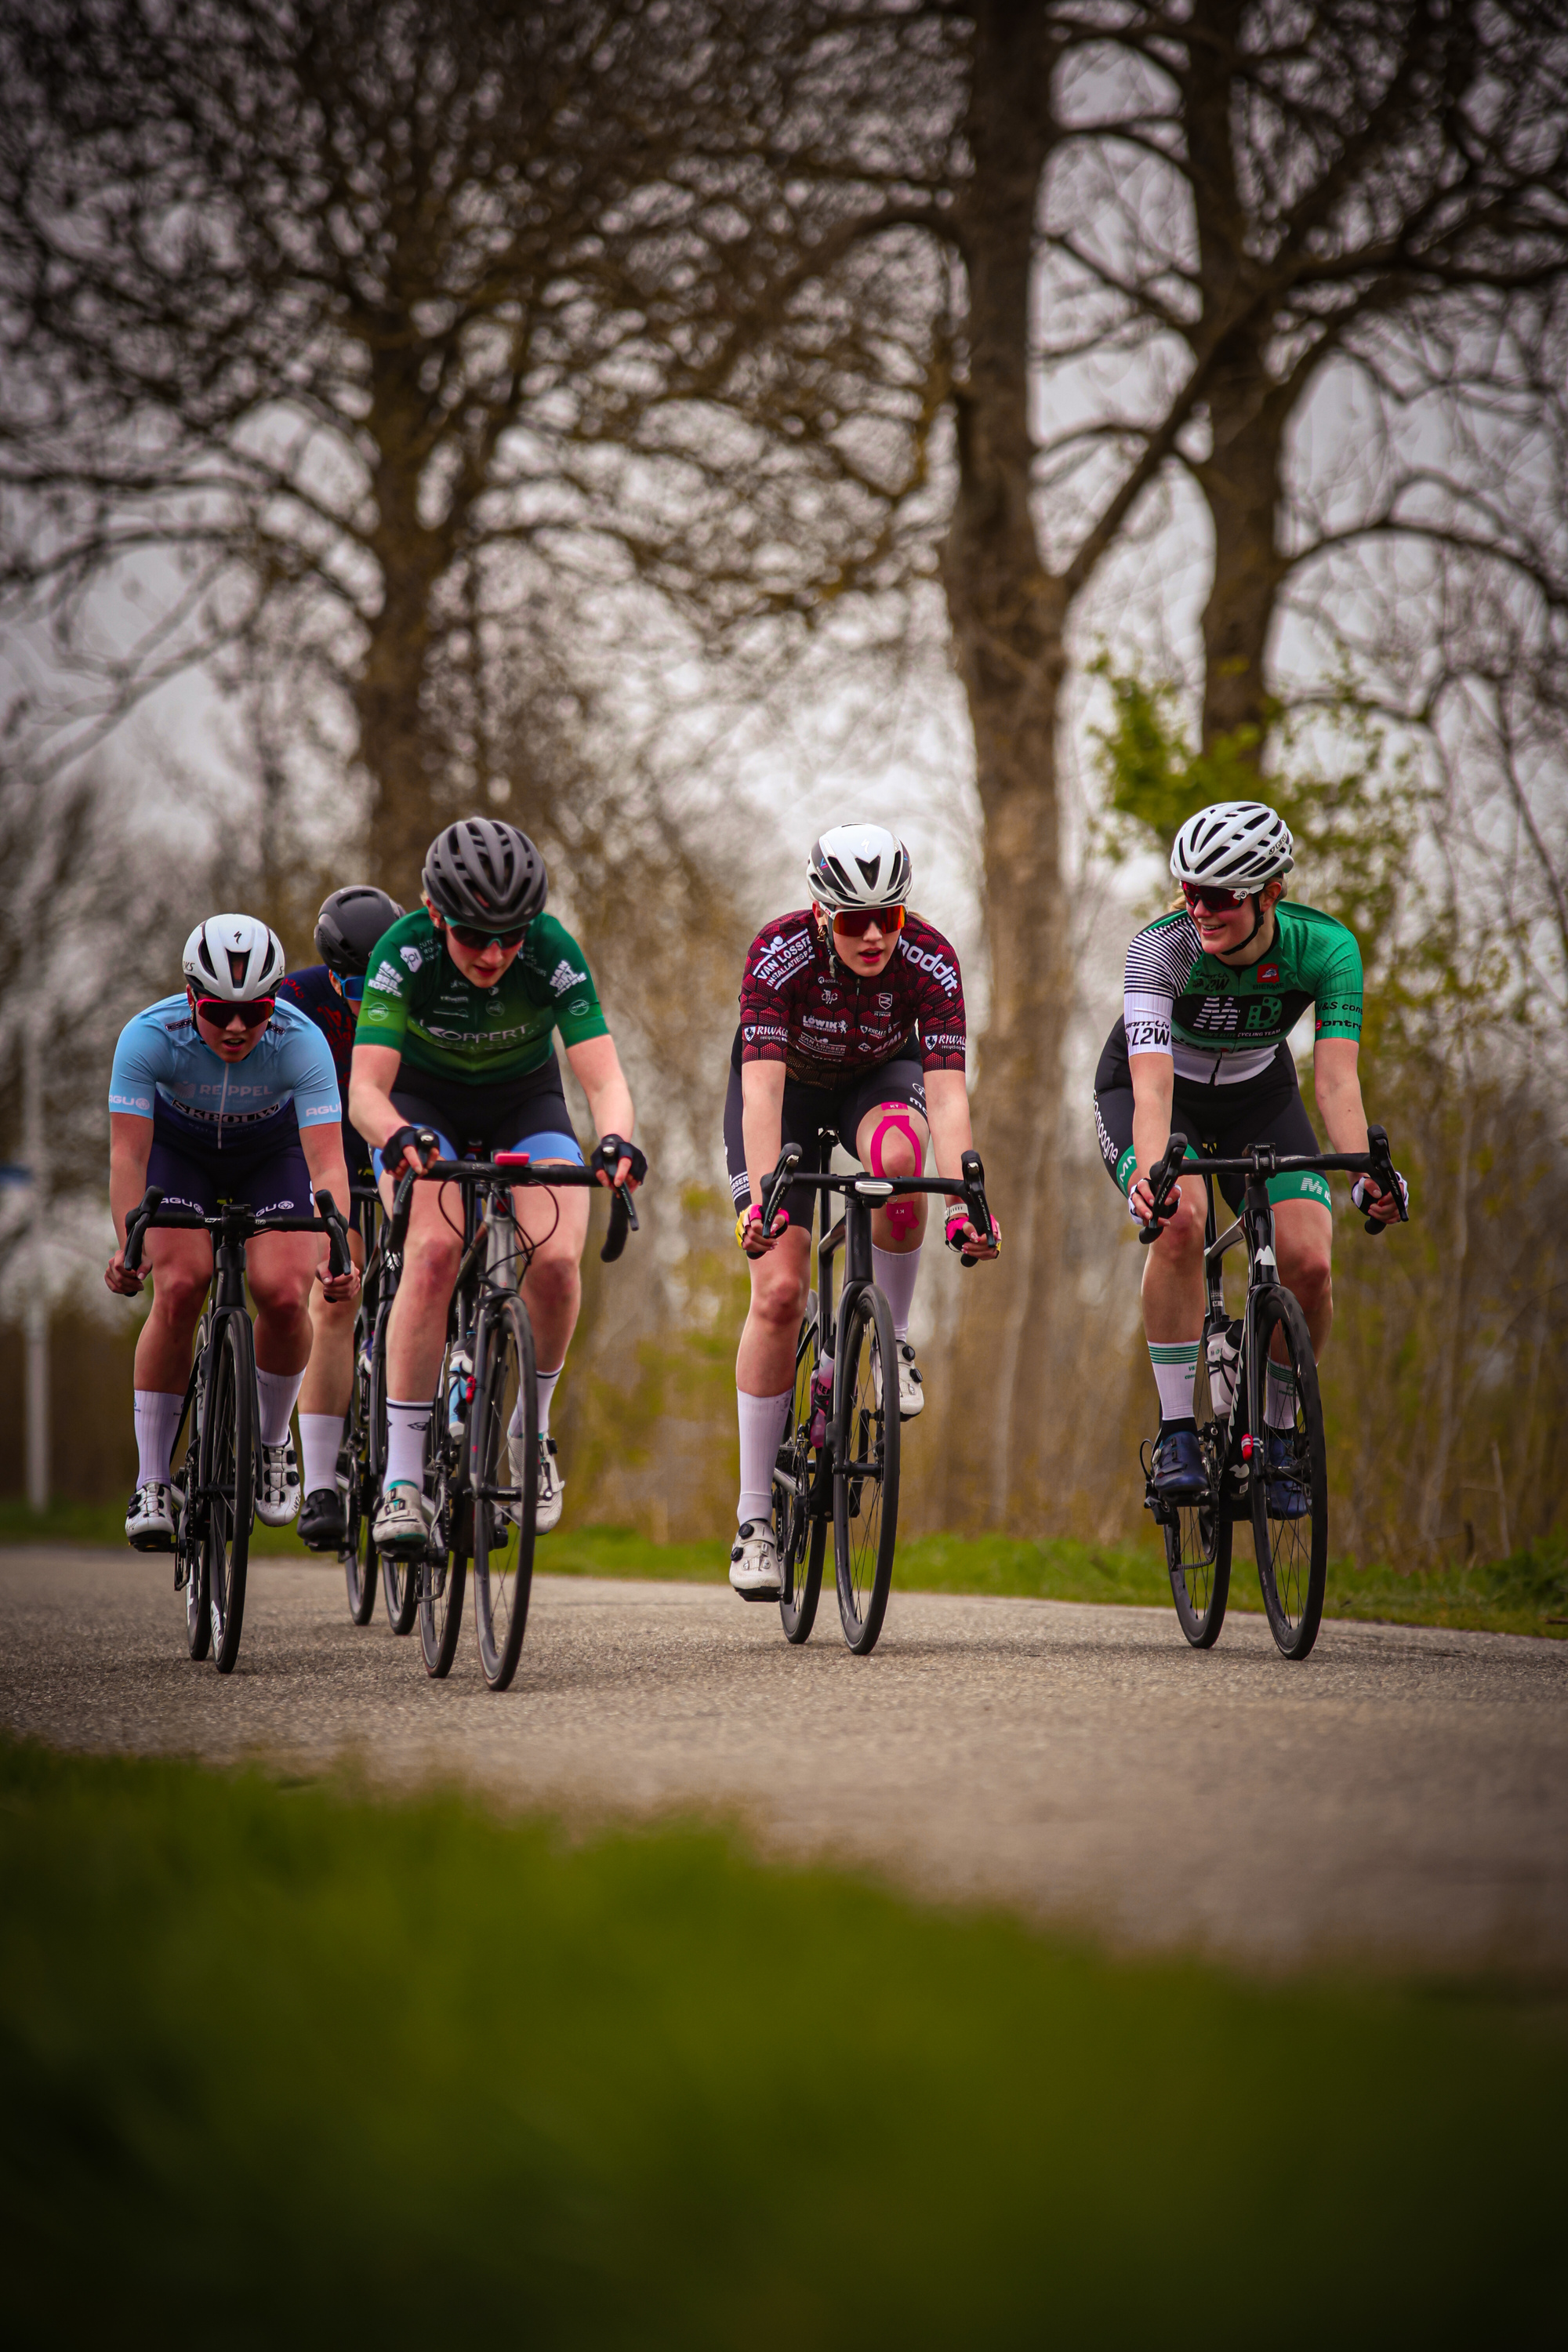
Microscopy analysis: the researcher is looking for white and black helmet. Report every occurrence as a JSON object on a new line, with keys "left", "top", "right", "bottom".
{"left": 1170, "top": 800, "right": 1294, "bottom": 891}
{"left": 182, "top": 913, "right": 286, "bottom": 1000}
{"left": 806, "top": 822, "right": 912, "bottom": 912}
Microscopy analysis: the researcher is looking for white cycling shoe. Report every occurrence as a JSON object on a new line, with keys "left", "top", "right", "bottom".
{"left": 873, "top": 1338, "right": 925, "bottom": 1420}
{"left": 511, "top": 1432, "right": 564, "bottom": 1533}
{"left": 372, "top": 1479, "right": 430, "bottom": 1554}
{"left": 125, "top": 1481, "right": 177, "bottom": 1553}
{"left": 256, "top": 1435, "right": 302, "bottom": 1527}
{"left": 728, "top": 1519, "right": 782, "bottom": 1599}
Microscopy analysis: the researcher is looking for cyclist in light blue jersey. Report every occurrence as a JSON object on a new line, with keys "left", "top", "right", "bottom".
{"left": 105, "top": 913, "right": 360, "bottom": 1551}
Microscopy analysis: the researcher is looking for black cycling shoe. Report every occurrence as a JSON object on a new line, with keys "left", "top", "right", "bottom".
{"left": 298, "top": 1486, "right": 347, "bottom": 1552}
{"left": 1265, "top": 1430, "right": 1310, "bottom": 1519}
{"left": 1151, "top": 1422, "right": 1207, "bottom": 1498}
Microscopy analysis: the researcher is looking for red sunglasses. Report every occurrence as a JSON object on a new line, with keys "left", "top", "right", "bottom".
{"left": 1181, "top": 881, "right": 1254, "bottom": 914}
{"left": 192, "top": 992, "right": 274, "bottom": 1029}
{"left": 833, "top": 904, "right": 906, "bottom": 939}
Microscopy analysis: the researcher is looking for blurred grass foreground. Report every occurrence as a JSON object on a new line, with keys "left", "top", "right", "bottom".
{"left": 2, "top": 1738, "right": 1563, "bottom": 2346}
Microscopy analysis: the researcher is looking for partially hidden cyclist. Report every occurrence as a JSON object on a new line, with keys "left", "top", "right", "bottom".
{"left": 726, "top": 821, "right": 1000, "bottom": 1599}
{"left": 275, "top": 884, "right": 404, "bottom": 1553}
{"left": 1093, "top": 800, "right": 1406, "bottom": 1508}
{"left": 348, "top": 818, "right": 642, "bottom": 1555}
{"left": 105, "top": 913, "right": 361, "bottom": 1551}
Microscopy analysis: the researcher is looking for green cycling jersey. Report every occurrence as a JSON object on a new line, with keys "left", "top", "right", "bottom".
{"left": 354, "top": 908, "right": 608, "bottom": 1084}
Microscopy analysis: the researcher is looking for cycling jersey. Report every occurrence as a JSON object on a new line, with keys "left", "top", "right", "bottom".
{"left": 354, "top": 908, "right": 608, "bottom": 1085}
{"left": 738, "top": 909, "right": 967, "bottom": 1087}
{"left": 276, "top": 964, "right": 358, "bottom": 1089}
{"left": 1123, "top": 900, "right": 1362, "bottom": 1087}
{"left": 108, "top": 994, "right": 340, "bottom": 1146}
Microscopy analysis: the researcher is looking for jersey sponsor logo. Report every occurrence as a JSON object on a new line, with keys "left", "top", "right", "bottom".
{"left": 753, "top": 931, "right": 813, "bottom": 986}
{"left": 1258, "top": 963, "right": 1280, "bottom": 984}
{"left": 567, "top": 996, "right": 591, "bottom": 1017}
{"left": 922, "top": 1029, "right": 965, "bottom": 1056}
{"left": 877, "top": 992, "right": 894, "bottom": 1009}
{"left": 400, "top": 946, "right": 423, "bottom": 971}
{"left": 1124, "top": 1016, "right": 1171, "bottom": 1051}
{"left": 108, "top": 1087, "right": 154, "bottom": 1113}
{"left": 420, "top": 1018, "right": 540, "bottom": 1048}
{"left": 550, "top": 958, "right": 587, "bottom": 993}
{"left": 803, "top": 1012, "right": 848, "bottom": 1034}
{"left": 1243, "top": 996, "right": 1283, "bottom": 1032}
{"left": 368, "top": 968, "right": 402, "bottom": 996}
{"left": 899, "top": 938, "right": 959, "bottom": 994}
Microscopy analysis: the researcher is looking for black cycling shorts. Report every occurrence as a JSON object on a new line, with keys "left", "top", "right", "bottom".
{"left": 724, "top": 1028, "right": 927, "bottom": 1233}
{"left": 145, "top": 1105, "right": 313, "bottom": 1223}
{"left": 1092, "top": 1020, "right": 1333, "bottom": 1212}
{"left": 373, "top": 1054, "right": 584, "bottom": 1174}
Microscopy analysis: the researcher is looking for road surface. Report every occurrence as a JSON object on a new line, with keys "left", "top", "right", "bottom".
{"left": 3, "top": 1547, "right": 1566, "bottom": 1973}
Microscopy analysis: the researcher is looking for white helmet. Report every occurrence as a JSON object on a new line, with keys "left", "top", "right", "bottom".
{"left": 182, "top": 913, "right": 286, "bottom": 1000}
{"left": 1170, "top": 800, "right": 1294, "bottom": 891}
{"left": 806, "top": 822, "right": 912, "bottom": 911}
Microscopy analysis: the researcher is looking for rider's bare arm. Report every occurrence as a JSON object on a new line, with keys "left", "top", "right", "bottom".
{"left": 924, "top": 1069, "right": 1000, "bottom": 1258}
{"left": 299, "top": 1123, "right": 361, "bottom": 1299}
{"left": 105, "top": 1111, "right": 155, "bottom": 1292}
{"left": 562, "top": 1032, "right": 637, "bottom": 1186}
{"left": 1312, "top": 1038, "right": 1400, "bottom": 1220}
{"left": 347, "top": 1041, "right": 415, "bottom": 1167}
{"left": 739, "top": 1058, "right": 789, "bottom": 1253}
{"left": 1127, "top": 1051, "right": 1176, "bottom": 1221}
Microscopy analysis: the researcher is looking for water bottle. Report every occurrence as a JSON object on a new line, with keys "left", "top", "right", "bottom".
{"left": 1206, "top": 1319, "right": 1243, "bottom": 1421}
{"left": 446, "top": 1348, "right": 474, "bottom": 1440}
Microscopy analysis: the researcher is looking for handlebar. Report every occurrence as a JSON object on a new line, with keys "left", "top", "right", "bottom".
{"left": 1136, "top": 1127, "right": 1410, "bottom": 1245}
{"left": 387, "top": 1153, "right": 638, "bottom": 1265}
{"left": 757, "top": 1143, "right": 996, "bottom": 1265}
{"left": 122, "top": 1185, "right": 351, "bottom": 1276}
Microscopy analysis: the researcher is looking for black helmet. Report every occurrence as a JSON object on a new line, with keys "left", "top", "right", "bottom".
{"left": 314, "top": 885, "right": 404, "bottom": 977}
{"left": 422, "top": 818, "right": 547, "bottom": 930}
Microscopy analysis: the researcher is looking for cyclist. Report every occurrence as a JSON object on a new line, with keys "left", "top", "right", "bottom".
{"left": 348, "top": 818, "right": 642, "bottom": 1555}
{"left": 105, "top": 913, "right": 361, "bottom": 1550}
{"left": 1094, "top": 800, "right": 1406, "bottom": 1506}
{"left": 275, "top": 884, "right": 404, "bottom": 1552}
{"left": 726, "top": 821, "right": 1000, "bottom": 1598}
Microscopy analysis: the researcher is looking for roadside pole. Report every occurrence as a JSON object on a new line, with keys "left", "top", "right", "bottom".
{"left": 23, "top": 1023, "right": 47, "bottom": 1513}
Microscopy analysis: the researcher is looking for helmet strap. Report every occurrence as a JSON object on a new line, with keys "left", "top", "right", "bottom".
{"left": 1229, "top": 893, "right": 1272, "bottom": 960}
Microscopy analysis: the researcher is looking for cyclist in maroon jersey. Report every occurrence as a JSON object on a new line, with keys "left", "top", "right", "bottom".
{"left": 724, "top": 822, "right": 1000, "bottom": 1597}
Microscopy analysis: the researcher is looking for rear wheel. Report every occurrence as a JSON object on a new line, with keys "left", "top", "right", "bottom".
{"left": 832, "top": 1283, "right": 900, "bottom": 1657}
{"left": 419, "top": 1369, "right": 468, "bottom": 1679}
{"left": 470, "top": 1295, "right": 537, "bottom": 1691}
{"left": 777, "top": 1295, "right": 826, "bottom": 1646}
{"left": 370, "top": 1305, "right": 418, "bottom": 1637}
{"left": 1249, "top": 1287, "right": 1328, "bottom": 1661}
{"left": 205, "top": 1310, "right": 255, "bottom": 1675}
{"left": 1164, "top": 1331, "right": 1234, "bottom": 1649}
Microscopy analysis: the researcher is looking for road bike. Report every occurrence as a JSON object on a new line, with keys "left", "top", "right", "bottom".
{"left": 375, "top": 1145, "right": 637, "bottom": 1688}
{"left": 122, "top": 1185, "right": 351, "bottom": 1674}
{"left": 339, "top": 1181, "right": 387, "bottom": 1628}
{"left": 755, "top": 1138, "right": 994, "bottom": 1657}
{"left": 1138, "top": 1122, "right": 1408, "bottom": 1661}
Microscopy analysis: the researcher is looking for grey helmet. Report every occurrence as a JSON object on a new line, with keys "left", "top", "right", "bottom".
{"left": 182, "top": 913, "right": 286, "bottom": 1000}
{"left": 314, "top": 885, "right": 404, "bottom": 976}
{"left": 806, "top": 822, "right": 913, "bottom": 912}
{"left": 423, "top": 819, "right": 547, "bottom": 931}
{"left": 1170, "top": 800, "right": 1294, "bottom": 891}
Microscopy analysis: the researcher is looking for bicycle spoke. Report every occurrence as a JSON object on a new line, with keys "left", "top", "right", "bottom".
{"left": 472, "top": 1296, "right": 536, "bottom": 1690}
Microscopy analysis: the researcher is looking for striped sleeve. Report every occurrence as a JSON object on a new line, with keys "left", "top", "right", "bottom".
{"left": 1123, "top": 917, "right": 1199, "bottom": 1058}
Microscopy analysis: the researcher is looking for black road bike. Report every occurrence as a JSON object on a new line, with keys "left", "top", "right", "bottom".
{"left": 756, "top": 1140, "right": 994, "bottom": 1657}
{"left": 375, "top": 1146, "right": 637, "bottom": 1687}
{"left": 122, "top": 1185, "right": 351, "bottom": 1674}
{"left": 1138, "top": 1122, "right": 1407, "bottom": 1661}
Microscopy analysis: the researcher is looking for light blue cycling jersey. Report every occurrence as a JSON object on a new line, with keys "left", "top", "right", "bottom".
{"left": 109, "top": 993, "right": 341, "bottom": 1149}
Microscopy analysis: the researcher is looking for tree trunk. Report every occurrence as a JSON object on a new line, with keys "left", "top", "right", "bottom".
{"left": 937, "top": 1, "right": 1071, "bottom": 1530}
{"left": 1190, "top": 354, "right": 1294, "bottom": 754}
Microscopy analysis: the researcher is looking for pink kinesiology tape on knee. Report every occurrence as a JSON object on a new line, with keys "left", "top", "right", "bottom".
{"left": 869, "top": 1111, "right": 923, "bottom": 1236}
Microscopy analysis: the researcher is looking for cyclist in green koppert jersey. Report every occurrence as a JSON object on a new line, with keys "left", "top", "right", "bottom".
{"left": 349, "top": 818, "right": 641, "bottom": 1554}
{"left": 1093, "top": 800, "right": 1407, "bottom": 1506}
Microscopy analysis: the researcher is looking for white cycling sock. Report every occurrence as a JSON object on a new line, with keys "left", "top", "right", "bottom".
{"left": 1265, "top": 1360, "right": 1298, "bottom": 1431}
{"left": 298, "top": 1411, "right": 345, "bottom": 1498}
{"left": 254, "top": 1366, "right": 304, "bottom": 1450}
{"left": 535, "top": 1365, "right": 561, "bottom": 1439}
{"left": 133, "top": 1390, "right": 184, "bottom": 1488}
{"left": 384, "top": 1398, "right": 431, "bottom": 1492}
{"left": 1149, "top": 1341, "right": 1198, "bottom": 1425}
{"left": 872, "top": 1243, "right": 920, "bottom": 1341}
{"left": 736, "top": 1386, "right": 791, "bottom": 1528}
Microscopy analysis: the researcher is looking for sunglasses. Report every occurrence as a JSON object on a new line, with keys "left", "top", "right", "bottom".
{"left": 1181, "top": 882, "right": 1254, "bottom": 915}
{"left": 193, "top": 993, "right": 274, "bottom": 1029}
{"left": 338, "top": 973, "right": 365, "bottom": 1004}
{"left": 833, "top": 904, "right": 906, "bottom": 939}
{"left": 444, "top": 919, "right": 529, "bottom": 951}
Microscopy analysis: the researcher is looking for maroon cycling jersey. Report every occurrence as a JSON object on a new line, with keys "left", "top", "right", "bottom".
{"left": 738, "top": 908, "right": 967, "bottom": 1087}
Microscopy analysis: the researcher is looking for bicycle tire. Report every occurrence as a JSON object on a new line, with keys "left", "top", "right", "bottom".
{"left": 176, "top": 1351, "right": 209, "bottom": 1661}
{"left": 205, "top": 1309, "right": 255, "bottom": 1675}
{"left": 419, "top": 1377, "right": 468, "bottom": 1680}
{"left": 1164, "top": 1334, "right": 1233, "bottom": 1649}
{"left": 370, "top": 1305, "right": 419, "bottom": 1637}
{"left": 343, "top": 1303, "right": 377, "bottom": 1626}
{"left": 470, "top": 1293, "right": 537, "bottom": 1691}
{"left": 777, "top": 1294, "right": 826, "bottom": 1646}
{"left": 832, "top": 1283, "right": 900, "bottom": 1656}
{"left": 1248, "top": 1285, "right": 1328, "bottom": 1661}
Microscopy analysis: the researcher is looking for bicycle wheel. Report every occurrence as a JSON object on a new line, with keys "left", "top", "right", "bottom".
{"left": 1248, "top": 1286, "right": 1328, "bottom": 1661}
{"left": 419, "top": 1399, "right": 468, "bottom": 1681}
{"left": 175, "top": 1351, "right": 209, "bottom": 1661}
{"left": 832, "top": 1283, "right": 900, "bottom": 1656}
{"left": 371, "top": 1305, "right": 419, "bottom": 1637}
{"left": 776, "top": 1293, "right": 826, "bottom": 1646}
{"left": 470, "top": 1294, "right": 537, "bottom": 1691}
{"left": 204, "top": 1309, "right": 255, "bottom": 1675}
{"left": 1164, "top": 1332, "right": 1233, "bottom": 1649}
{"left": 343, "top": 1304, "right": 377, "bottom": 1625}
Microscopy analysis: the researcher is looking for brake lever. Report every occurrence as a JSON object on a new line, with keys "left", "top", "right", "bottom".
{"left": 1136, "top": 1131, "right": 1187, "bottom": 1247}
{"left": 760, "top": 1144, "right": 802, "bottom": 1240}
{"left": 314, "top": 1189, "right": 350, "bottom": 1277}
{"left": 601, "top": 1186, "right": 631, "bottom": 1263}
{"left": 122, "top": 1185, "right": 165, "bottom": 1276}
{"left": 1360, "top": 1123, "right": 1406, "bottom": 1236}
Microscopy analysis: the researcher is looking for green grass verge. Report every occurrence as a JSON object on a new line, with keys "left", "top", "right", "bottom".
{"left": 1, "top": 1737, "right": 1562, "bottom": 2347}
{"left": 5, "top": 1502, "right": 1564, "bottom": 1638}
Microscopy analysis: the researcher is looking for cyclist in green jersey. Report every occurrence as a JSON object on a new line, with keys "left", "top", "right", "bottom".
{"left": 1094, "top": 800, "right": 1407, "bottom": 1504}
{"left": 349, "top": 819, "right": 641, "bottom": 1552}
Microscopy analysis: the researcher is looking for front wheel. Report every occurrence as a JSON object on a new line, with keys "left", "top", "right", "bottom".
{"left": 343, "top": 1305, "right": 377, "bottom": 1626}
{"left": 470, "top": 1294, "right": 537, "bottom": 1691}
{"left": 175, "top": 1350, "right": 209, "bottom": 1661}
{"left": 1164, "top": 1334, "right": 1233, "bottom": 1649}
{"left": 205, "top": 1309, "right": 255, "bottom": 1675}
{"left": 369, "top": 1305, "right": 418, "bottom": 1637}
{"left": 832, "top": 1283, "right": 900, "bottom": 1656}
{"left": 1248, "top": 1286, "right": 1328, "bottom": 1661}
{"left": 776, "top": 1294, "right": 826, "bottom": 1646}
{"left": 419, "top": 1385, "right": 468, "bottom": 1680}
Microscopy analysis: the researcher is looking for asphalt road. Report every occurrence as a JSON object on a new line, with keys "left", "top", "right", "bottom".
{"left": 4, "top": 1545, "right": 1566, "bottom": 1974}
